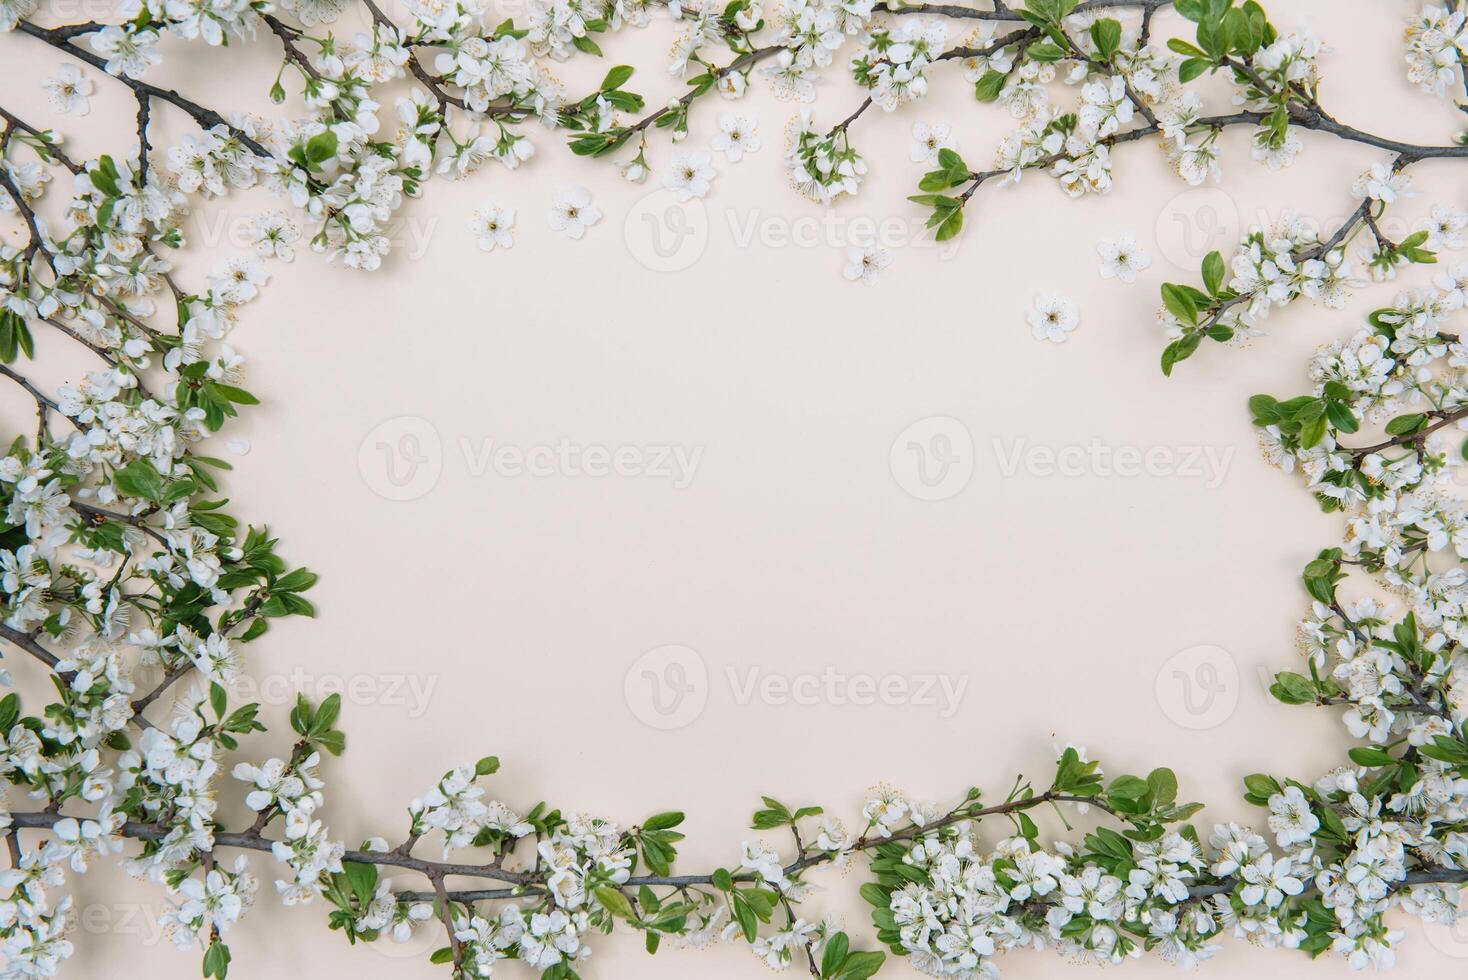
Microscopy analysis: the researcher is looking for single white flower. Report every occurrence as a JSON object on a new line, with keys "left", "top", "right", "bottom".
{"left": 1418, "top": 205, "right": 1467, "bottom": 251}
{"left": 910, "top": 121, "right": 956, "bottom": 164}
{"left": 1352, "top": 161, "right": 1412, "bottom": 204}
{"left": 718, "top": 71, "right": 747, "bottom": 100}
{"left": 662, "top": 150, "right": 716, "bottom": 201}
{"left": 843, "top": 244, "right": 892, "bottom": 285}
{"left": 711, "top": 114, "right": 760, "bottom": 163}
{"left": 243, "top": 210, "right": 300, "bottom": 262}
{"left": 42, "top": 64, "right": 94, "bottom": 116}
{"left": 547, "top": 187, "right": 602, "bottom": 240}
{"left": 1028, "top": 294, "right": 1080, "bottom": 343}
{"left": 468, "top": 205, "right": 516, "bottom": 252}
{"left": 1096, "top": 235, "right": 1152, "bottom": 284}
{"left": 89, "top": 25, "right": 162, "bottom": 79}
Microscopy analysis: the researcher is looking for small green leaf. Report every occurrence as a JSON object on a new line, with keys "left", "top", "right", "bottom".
{"left": 1090, "top": 18, "right": 1121, "bottom": 59}
{"left": 974, "top": 69, "right": 1007, "bottom": 102}
{"left": 600, "top": 64, "right": 634, "bottom": 91}
{"left": 1201, "top": 250, "right": 1225, "bottom": 294}
{"left": 595, "top": 886, "right": 636, "bottom": 920}
{"left": 1161, "top": 283, "right": 1199, "bottom": 324}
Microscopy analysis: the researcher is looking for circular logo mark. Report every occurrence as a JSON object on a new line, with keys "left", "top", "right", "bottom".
{"left": 1153, "top": 186, "right": 1241, "bottom": 272}
{"left": 1421, "top": 915, "right": 1468, "bottom": 959}
{"left": 624, "top": 644, "right": 708, "bottom": 730}
{"left": 358, "top": 415, "right": 442, "bottom": 501}
{"left": 1155, "top": 644, "right": 1240, "bottom": 730}
{"left": 889, "top": 416, "right": 974, "bottom": 502}
{"left": 623, "top": 187, "right": 709, "bottom": 272}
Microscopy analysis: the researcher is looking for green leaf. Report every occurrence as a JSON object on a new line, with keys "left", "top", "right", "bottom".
{"left": 314, "top": 727, "right": 345, "bottom": 756}
{"left": 1027, "top": 40, "right": 1066, "bottom": 61}
{"left": 1160, "top": 332, "right": 1202, "bottom": 376}
{"left": 1090, "top": 18, "right": 1121, "bottom": 59}
{"left": 1201, "top": 250, "right": 1225, "bottom": 294}
{"left": 113, "top": 459, "right": 165, "bottom": 501}
{"left": 1243, "top": 773, "right": 1281, "bottom": 798}
{"left": 732, "top": 893, "right": 758, "bottom": 941}
{"left": 1161, "top": 283, "right": 1199, "bottom": 324}
{"left": 821, "top": 932, "right": 850, "bottom": 977}
{"left": 974, "top": 69, "right": 1007, "bottom": 102}
{"left": 343, "top": 861, "right": 378, "bottom": 904}
{"left": 272, "top": 568, "right": 318, "bottom": 593}
{"left": 595, "top": 886, "right": 636, "bottom": 921}
{"left": 212, "top": 384, "right": 259, "bottom": 405}
{"left": 313, "top": 693, "right": 341, "bottom": 732}
{"left": 1269, "top": 671, "right": 1315, "bottom": 705}
{"left": 202, "top": 940, "right": 232, "bottom": 979}
{"left": 1326, "top": 401, "right": 1359, "bottom": 434}
{"left": 1146, "top": 768, "right": 1178, "bottom": 807}
{"left": 1299, "top": 414, "right": 1328, "bottom": 449}
{"left": 934, "top": 207, "right": 964, "bottom": 242}
{"left": 1347, "top": 746, "right": 1396, "bottom": 767}
{"left": 1107, "top": 774, "right": 1149, "bottom": 802}
{"left": 600, "top": 65, "right": 634, "bottom": 91}
{"left": 830, "top": 951, "right": 886, "bottom": 980}
{"left": 1384, "top": 413, "right": 1427, "bottom": 436}
{"left": 304, "top": 131, "right": 338, "bottom": 166}
{"left": 936, "top": 148, "right": 965, "bottom": 173}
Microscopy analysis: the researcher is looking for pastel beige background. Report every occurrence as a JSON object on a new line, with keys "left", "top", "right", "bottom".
{"left": 4, "top": 0, "right": 1468, "bottom": 976}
